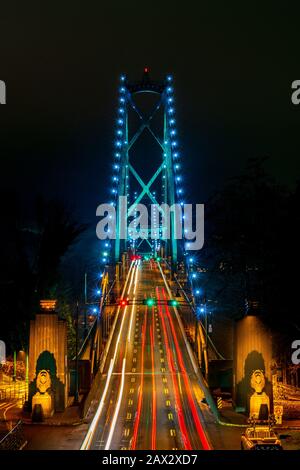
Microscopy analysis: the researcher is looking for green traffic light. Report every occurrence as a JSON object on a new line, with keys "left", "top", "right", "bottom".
{"left": 143, "top": 298, "right": 157, "bottom": 307}
{"left": 168, "top": 299, "right": 178, "bottom": 307}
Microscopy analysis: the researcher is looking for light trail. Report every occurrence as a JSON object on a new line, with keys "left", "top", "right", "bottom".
{"left": 157, "top": 262, "right": 199, "bottom": 376}
{"left": 161, "top": 287, "right": 211, "bottom": 451}
{"left": 127, "top": 260, "right": 139, "bottom": 343}
{"left": 156, "top": 287, "right": 192, "bottom": 450}
{"left": 131, "top": 305, "right": 147, "bottom": 450}
{"left": 112, "top": 261, "right": 137, "bottom": 363}
{"left": 81, "top": 261, "right": 136, "bottom": 450}
{"left": 150, "top": 310, "right": 156, "bottom": 450}
{"left": 80, "top": 359, "right": 114, "bottom": 449}
{"left": 105, "top": 358, "right": 126, "bottom": 450}
{"left": 100, "top": 261, "right": 135, "bottom": 373}
{"left": 105, "top": 260, "right": 139, "bottom": 449}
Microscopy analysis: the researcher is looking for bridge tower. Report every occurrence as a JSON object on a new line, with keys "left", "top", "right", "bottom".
{"left": 109, "top": 69, "right": 185, "bottom": 270}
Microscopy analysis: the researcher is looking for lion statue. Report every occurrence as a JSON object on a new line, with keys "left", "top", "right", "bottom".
{"left": 36, "top": 369, "right": 51, "bottom": 394}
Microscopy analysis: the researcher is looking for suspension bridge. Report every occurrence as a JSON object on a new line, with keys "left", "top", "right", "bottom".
{"left": 79, "top": 70, "right": 224, "bottom": 450}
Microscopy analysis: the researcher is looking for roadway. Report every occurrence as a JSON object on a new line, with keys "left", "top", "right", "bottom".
{"left": 81, "top": 259, "right": 212, "bottom": 450}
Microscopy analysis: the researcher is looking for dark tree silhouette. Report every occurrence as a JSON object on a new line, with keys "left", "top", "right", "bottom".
{"left": 0, "top": 193, "right": 86, "bottom": 352}
{"left": 200, "top": 157, "right": 299, "bottom": 332}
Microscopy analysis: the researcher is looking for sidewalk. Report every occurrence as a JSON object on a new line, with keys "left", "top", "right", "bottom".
{"left": 219, "top": 403, "right": 300, "bottom": 429}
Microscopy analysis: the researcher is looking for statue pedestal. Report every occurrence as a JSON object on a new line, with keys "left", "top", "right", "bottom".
{"left": 32, "top": 392, "right": 54, "bottom": 418}
{"left": 250, "top": 392, "right": 270, "bottom": 419}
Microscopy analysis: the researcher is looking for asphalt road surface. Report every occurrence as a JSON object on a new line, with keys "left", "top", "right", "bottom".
{"left": 81, "top": 259, "right": 212, "bottom": 450}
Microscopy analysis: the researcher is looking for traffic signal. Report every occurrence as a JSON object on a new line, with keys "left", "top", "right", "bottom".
{"left": 119, "top": 298, "right": 129, "bottom": 307}
{"left": 167, "top": 299, "right": 178, "bottom": 307}
{"left": 143, "top": 298, "right": 157, "bottom": 307}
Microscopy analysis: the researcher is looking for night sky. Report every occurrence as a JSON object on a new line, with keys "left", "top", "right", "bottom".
{"left": 1, "top": 2, "right": 299, "bottom": 264}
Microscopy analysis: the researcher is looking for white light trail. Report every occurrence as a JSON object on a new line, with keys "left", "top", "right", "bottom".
{"left": 81, "top": 261, "right": 136, "bottom": 450}
{"left": 127, "top": 260, "right": 139, "bottom": 343}
{"left": 105, "top": 358, "right": 126, "bottom": 450}
{"left": 80, "top": 359, "right": 114, "bottom": 450}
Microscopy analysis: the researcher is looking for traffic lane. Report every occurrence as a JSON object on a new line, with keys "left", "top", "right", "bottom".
{"left": 136, "top": 304, "right": 176, "bottom": 451}
{"left": 152, "top": 303, "right": 182, "bottom": 450}
{"left": 161, "top": 288, "right": 211, "bottom": 450}
{"left": 88, "top": 264, "right": 138, "bottom": 449}
{"left": 121, "top": 264, "right": 177, "bottom": 450}
{"left": 109, "top": 266, "right": 144, "bottom": 450}
{"left": 147, "top": 265, "right": 208, "bottom": 450}
{"left": 161, "top": 299, "right": 201, "bottom": 449}
{"left": 140, "top": 265, "right": 178, "bottom": 450}
{"left": 101, "top": 263, "right": 137, "bottom": 376}
{"left": 156, "top": 287, "right": 192, "bottom": 450}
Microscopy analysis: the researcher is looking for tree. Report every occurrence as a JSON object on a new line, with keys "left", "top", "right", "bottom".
{"left": 0, "top": 193, "right": 87, "bottom": 353}
{"left": 200, "top": 157, "right": 299, "bottom": 332}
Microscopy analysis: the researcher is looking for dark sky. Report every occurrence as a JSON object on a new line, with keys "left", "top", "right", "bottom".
{"left": 0, "top": 1, "right": 299, "bottom": 252}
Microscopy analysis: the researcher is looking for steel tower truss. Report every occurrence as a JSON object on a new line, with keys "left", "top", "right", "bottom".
{"left": 110, "top": 70, "right": 184, "bottom": 268}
